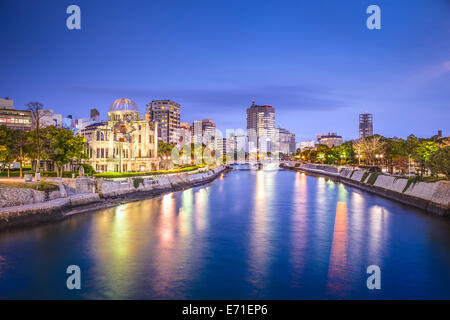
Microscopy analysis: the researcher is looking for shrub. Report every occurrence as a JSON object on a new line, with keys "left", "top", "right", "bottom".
{"left": 403, "top": 175, "right": 423, "bottom": 193}
{"left": 367, "top": 173, "right": 381, "bottom": 185}
{"left": 40, "top": 171, "right": 79, "bottom": 178}
{"left": 81, "top": 164, "right": 95, "bottom": 176}
{"left": 133, "top": 177, "right": 144, "bottom": 189}
{"left": 93, "top": 166, "right": 199, "bottom": 179}
{"left": 369, "top": 166, "right": 382, "bottom": 173}
{"left": 361, "top": 172, "right": 370, "bottom": 183}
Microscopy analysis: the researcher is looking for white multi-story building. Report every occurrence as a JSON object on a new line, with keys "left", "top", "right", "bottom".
{"left": 277, "top": 127, "right": 296, "bottom": 155}
{"left": 191, "top": 119, "right": 217, "bottom": 146}
{"left": 297, "top": 140, "right": 315, "bottom": 151}
{"left": 317, "top": 132, "right": 343, "bottom": 148}
{"left": 38, "top": 109, "right": 63, "bottom": 128}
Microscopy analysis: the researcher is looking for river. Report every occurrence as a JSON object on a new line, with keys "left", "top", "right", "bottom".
{"left": 0, "top": 168, "right": 449, "bottom": 299}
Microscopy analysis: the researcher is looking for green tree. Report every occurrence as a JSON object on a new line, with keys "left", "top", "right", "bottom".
{"left": 43, "top": 126, "right": 87, "bottom": 177}
{"left": 332, "top": 141, "right": 354, "bottom": 164}
{"left": 413, "top": 140, "right": 439, "bottom": 177}
{"left": 383, "top": 137, "right": 408, "bottom": 172}
{"left": 158, "top": 140, "right": 176, "bottom": 157}
{"left": 426, "top": 146, "right": 450, "bottom": 179}
{"left": 0, "top": 125, "right": 15, "bottom": 177}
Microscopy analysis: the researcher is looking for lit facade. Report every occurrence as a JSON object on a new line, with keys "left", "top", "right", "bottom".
{"left": 146, "top": 100, "right": 180, "bottom": 144}
{"left": 246, "top": 102, "right": 276, "bottom": 153}
{"left": 317, "top": 132, "right": 343, "bottom": 148}
{"left": 0, "top": 98, "right": 32, "bottom": 130}
{"left": 80, "top": 98, "right": 159, "bottom": 172}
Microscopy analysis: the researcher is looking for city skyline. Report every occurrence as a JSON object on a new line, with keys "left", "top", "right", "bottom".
{"left": 0, "top": 0, "right": 449, "bottom": 304}
{"left": 1, "top": 0, "right": 449, "bottom": 141}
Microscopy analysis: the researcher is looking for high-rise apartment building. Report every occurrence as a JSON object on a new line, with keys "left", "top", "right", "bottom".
{"left": 359, "top": 113, "right": 373, "bottom": 140}
{"left": 246, "top": 102, "right": 275, "bottom": 153}
{"left": 146, "top": 100, "right": 180, "bottom": 144}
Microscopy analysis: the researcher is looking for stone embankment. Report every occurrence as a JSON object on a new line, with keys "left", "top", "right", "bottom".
{"left": 0, "top": 166, "right": 229, "bottom": 230}
{"left": 0, "top": 184, "right": 67, "bottom": 208}
{"left": 281, "top": 163, "right": 450, "bottom": 217}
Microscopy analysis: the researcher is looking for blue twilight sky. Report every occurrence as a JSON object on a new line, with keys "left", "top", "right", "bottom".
{"left": 0, "top": 0, "right": 449, "bottom": 141}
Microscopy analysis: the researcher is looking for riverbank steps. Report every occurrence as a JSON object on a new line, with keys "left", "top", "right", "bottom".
{"left": 0, "top": 166, "right": 228, "bottom": 230}
{"left": 281, "top": 163, "right": 449, "bottom": 217}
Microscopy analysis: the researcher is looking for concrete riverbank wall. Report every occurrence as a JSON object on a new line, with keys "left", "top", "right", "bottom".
{"left": 281, "top": 163, "right": 450, "bottom": 217}
{"left": 0, "top": 166, "right": 229, "bottom": 230}
{"left": 0, "top": 184, "right": 66, "bottom": 208}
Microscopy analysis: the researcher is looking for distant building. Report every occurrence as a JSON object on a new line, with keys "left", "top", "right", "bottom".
{"left": 297, "top": 140, "right": 315, "bottom": 151}
{"left": 80, "top": 98, "right": 158, "bottom": 173}
{"left": 146, "top": 100, "right": 180, "bottom": 144}
{"left": 0, "top": 98, "right": 32, "bottom": 130}
{"left": 277, "top": 127, "right": 296, "bottom": 155}
{"left": 90, "top": 108, "right": 100, "bottom": 122}
{"left": 71, "top": 108, "right": 102, "bottom": 132}
{"left": 191, "top": 119, "right": 217, "bottom": 145}
{"left": 246, "top": 101, "right": 276, "bottom": 153}
{"left": 431, "top": 130, "right": 443, "bottom": 140}
{"left": 316, "top": 132, "right": 343, "bottom": 148}
{"left": 359, "top": 113, "right": 373, "bottom": 140}
{"left": 38, "top": 109, "right": 63, "bottom": 128}
{"left": 178, "top": 122, "right": 191, "bottom": 145}
{"left": 215, "top": 137, "right": 227, "bottom": 157}
{"left": 226, "top": 134, "right": 247, "bottom": 161}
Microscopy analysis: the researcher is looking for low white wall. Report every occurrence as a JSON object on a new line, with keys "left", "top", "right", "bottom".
{"left": 373, "top": 175, "right": 407, "bottom": 193}
{"left": 340, "top": 169, "right": 450, "bottom": 210}
{"left": 0, "top": 187, "right": 64, "bottom": 208}
{"left": 97, "top": 166, "right": 226, "bottom": 197}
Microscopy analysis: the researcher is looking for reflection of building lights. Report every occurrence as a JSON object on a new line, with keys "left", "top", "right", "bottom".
{"left": 162, "top": 193, "right": 174, "bottom": 216}
{"left": 327, "top": 201, "right": 349, "bottom": 296}
{"left": 195, "top": 188, "right": 208, "bottom": 231}
{"left": 115, "top": 204, "right": 127, "bottom": 217}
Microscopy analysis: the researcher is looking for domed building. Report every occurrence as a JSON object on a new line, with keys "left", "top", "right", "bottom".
{"left": 80, "top": 98, "right": 159, "bottom": 172}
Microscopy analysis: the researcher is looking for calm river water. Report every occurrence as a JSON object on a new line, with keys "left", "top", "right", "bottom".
{"left": 0, "top": 168, "right": 449, "bottom": 299}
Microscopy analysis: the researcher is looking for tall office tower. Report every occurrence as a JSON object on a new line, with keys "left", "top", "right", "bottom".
{"left": 146, "top": 100, "right": 181, "bottom": 144}
{"left": 246, "top": 101, "right": 275, "bottom": 153}
{"left": 359, "top": 113, "right": 373, "bottom": 140}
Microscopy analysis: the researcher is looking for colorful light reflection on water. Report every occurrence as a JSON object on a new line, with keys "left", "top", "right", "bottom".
{"left": 0, "top": 169, "right": 449, "bottom": 299}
